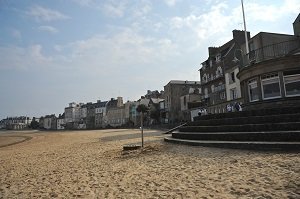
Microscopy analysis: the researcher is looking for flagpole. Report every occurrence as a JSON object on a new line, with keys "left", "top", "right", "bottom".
{"left": 241, "top": 0, "right": 249, "bottom": 55}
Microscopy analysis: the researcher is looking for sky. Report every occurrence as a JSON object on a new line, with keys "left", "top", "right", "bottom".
{"left": 0, "top": 0, "right": 299, "bottom": 119}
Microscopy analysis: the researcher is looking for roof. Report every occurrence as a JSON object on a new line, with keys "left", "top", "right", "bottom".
{"left": 293, "top": 13, "right": 300, "bottom": 24}
{"left": 167, "top": 80, "right": 200, "bottom": 85}
{"left": 150, "top": 98, "right": 164, "bottom": 104}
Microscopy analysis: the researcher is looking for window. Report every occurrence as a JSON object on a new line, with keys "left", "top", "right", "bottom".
{"left": 202, "top": 62, "right": 206, "bottom": 70}
{"left": 230, "top": 72, "right": 235, "bottom": 84}
{"left": 216, "top": 54, "right": 221, "bottom": 63}
{"left": 204, "top": 88, "right": 208, "bottom": 98}
{"left": 284, "top": 71, "right": 300, "bottom": 97}
{"left": 220, "top": 92, "right": 226, "bottom": 100}
{"left": 209, "top": 60, "right": 213, "bottom": 67}
{"left": 261, "top": 73, "right": 281, "bottom": 100}
{"left": 248, "top": 79, "right": 259, "bottom": 102}
{"left": 230, "top": 88, "right": 237, "bottom": 100}
{"left": 203, "top": 74, "right": 207, "bottom": 83}
{"left": 216, "top": 66, "right": 223, "bottom": 77}
{"left": 211, "top": 85, "right": 215, "bottom": 93}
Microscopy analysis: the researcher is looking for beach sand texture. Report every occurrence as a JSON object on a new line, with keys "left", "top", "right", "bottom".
{"left": 0, "top": 129, "right": 299, "bottom": 199}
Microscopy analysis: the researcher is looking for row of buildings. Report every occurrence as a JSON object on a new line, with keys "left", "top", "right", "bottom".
{"left": 1, "top": 14, "right": 299, "bottom": 130}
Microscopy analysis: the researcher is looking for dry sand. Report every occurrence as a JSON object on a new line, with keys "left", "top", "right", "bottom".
{"left": 0, "top": 129, "right": 299, "bottom": 199}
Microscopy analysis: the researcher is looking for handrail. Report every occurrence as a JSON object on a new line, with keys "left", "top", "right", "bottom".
{"left": 242, "top": 39, "right": 300, "bottom": 68}
{"left": 164, "top": 123, "right": 187, "bottom": 134}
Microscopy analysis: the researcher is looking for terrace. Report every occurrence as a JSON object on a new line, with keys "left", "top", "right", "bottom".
{"left": 240, "top": 39, "right": 300, "bottom": 68}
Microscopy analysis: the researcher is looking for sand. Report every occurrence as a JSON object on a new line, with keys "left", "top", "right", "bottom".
{"left": 0, "top": 129, "right": 299, "bottom": 199}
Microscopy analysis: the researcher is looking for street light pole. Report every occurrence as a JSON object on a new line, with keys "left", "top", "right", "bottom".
{"left": 241, "top": 0, "right": 249, "bottom": 55}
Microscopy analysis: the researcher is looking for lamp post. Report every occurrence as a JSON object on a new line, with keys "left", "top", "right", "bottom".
{"left": 241, "top": 0, "right": 249, "bottom": 55}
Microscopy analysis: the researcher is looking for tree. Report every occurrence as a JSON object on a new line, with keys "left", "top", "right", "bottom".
{"left": 136, "top": 104, "right": 149, "bottom": 147}
{"left": 149, "top": 106, "right": 160, "bottom": 124}
{"left": 30, "top": 117, "right": 39, "bottom": 129}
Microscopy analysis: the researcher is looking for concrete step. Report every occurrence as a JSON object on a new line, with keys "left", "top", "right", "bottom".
{"left": 189, "top": 113, "right": 300, "bottom": 126}
{"left": 172, "top": 131, "right": 300, "bottom": 142}
{"left": 179, "top": 122, "right": 300, "bottom": 132}
{"left": 194, "top": 106, "right": 300, "bottom": 121}
{"left": 164, "top": 136, "right": 300, "bottom": 151}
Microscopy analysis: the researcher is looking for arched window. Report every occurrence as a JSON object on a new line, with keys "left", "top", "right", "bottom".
{"left": 204, "top": 88, "right": 208, "bottom": 98}
{"left": 203, "top": 74, "right": 207, "bottom": 83}
{"left": 211, "top": 85, "right": 215, "bottom": 93}
{"left": 216, "top": 66, "right": 223, "bottom": 77}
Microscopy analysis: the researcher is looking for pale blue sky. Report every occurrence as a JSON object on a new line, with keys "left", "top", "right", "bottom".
{"left": 0, "top": 0, "right": 299, "bottom": 119}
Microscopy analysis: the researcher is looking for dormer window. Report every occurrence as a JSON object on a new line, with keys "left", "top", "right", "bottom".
{"left": 202, "top": 62, "right": 206, "bottom": 70}
{"left": 203, "top": 74, "right": 207, "bottom": 83}
{"left": 216, "top": 54, "right": 221, "bottom": 63}
{"left": 216, "top": 66, "right": 223, "bottom": 77}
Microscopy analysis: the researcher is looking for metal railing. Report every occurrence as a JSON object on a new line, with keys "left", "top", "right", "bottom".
{"left": 242, "top": 39, "right": 300, "bottom": 67}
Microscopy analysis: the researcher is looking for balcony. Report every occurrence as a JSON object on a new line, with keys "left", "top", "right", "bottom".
{"left": 201, "top": 73, "right": 224, "bottom": 85}
{"left": 242, "top": 39, "right": 300, "bottom": 68}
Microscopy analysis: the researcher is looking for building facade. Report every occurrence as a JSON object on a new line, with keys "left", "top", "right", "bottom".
{"left": 95, "top": 101, "right": 108, "bottom": 128}
{"left": 199, "top": 30, "right": 250, "bottom": 114}
{"left": 106, "top": 97, "right": 126, "bottom": 127}
{"left": 64, "top": 102, "right": 82, "bottom": 129}
{"left": 163, "top": 80, "right": 201, "bottom": 124}
{"left": 237, "top": 34, "right": 300, "bottom": 110}
{"left": 4, "top": 116, "right": 32, "bottom": 130}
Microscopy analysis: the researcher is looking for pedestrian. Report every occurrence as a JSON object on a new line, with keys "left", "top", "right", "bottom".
{"left": 226, "top": 104, "right": 232, "bottom": 112}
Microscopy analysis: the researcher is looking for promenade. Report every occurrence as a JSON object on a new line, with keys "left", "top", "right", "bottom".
{"left": 0, "top": 129, "right": 299, "bottom": 198}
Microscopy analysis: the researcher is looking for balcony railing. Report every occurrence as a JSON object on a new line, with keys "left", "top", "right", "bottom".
{"left": 242, "top": 39, "right": 300, "bottom": 68}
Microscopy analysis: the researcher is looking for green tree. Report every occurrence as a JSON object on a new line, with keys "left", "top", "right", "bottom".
{"left": 30, "top": 117, "right": 39, "bottom": 129}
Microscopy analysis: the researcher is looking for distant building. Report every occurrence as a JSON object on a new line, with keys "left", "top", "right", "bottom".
{"left": 4, "top": 116, "right": 32, "bottom": 130}
{"left": 43, "top": 114, "right": 57, "bottom": 130}
{"left": 180, "top": 88, "right": 201, "bottom": 121}
{"left": 124, "top": 101, "right": 136, "bottom": 127}
{"left": 106, "top": 97, "right": 126, "bottom": 127}
{"left": 163, "top": 80, "right": 200, "bottom": 124}
{"left": 64, "top": 102, "right": 82, "bottom": 129}
{"left": 57, "top": 114, "right": 65, "bottom": 130}
{"left": 95, "top": 100, "right": 108, "bottom": 128}
{"left": 144, "top": 90, "right": 164, "bottom": 99}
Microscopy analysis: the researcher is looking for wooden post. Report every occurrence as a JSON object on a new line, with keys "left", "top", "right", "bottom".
{"left": 141, "top": 112, "right": 144, "bottom": 147}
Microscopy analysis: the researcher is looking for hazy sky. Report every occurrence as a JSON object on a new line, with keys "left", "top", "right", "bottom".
{"left": 0, "top": 0, "right": 299, "bottom": 119}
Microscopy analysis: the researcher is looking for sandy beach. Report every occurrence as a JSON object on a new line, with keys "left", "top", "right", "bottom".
{"left": 0, "top": 129, "right": 299, "bottom": 199}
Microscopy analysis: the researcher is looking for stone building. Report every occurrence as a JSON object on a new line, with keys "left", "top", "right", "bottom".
{"left": 163, "top": 80, "right": 200, "bottom": 124}
{"left": 293, "top": 13, "right": 300, "bottom": 36}
{"left": 180, "top": 88, "right": 201, "bottom": 121}
{"left": 43, "top": 114, "right": 57, "bottom": 130}
{"left": 199, "top": 30, "right": 250, "bottom": 114}
{"left": 4, "top": 116, "right": 31, "bottom": 130}
{"left": 106, "top": 97, "right": 126, "bottom": 127}
{"left": 95, "top": 100, "right": 108, "bottom": 128}
{"left": 64, "top": 102, "right": 82, "bottom": 129}
{"left": 237, "top": 22, "right": 300, "bottom": 110}
{"left": 57, "top": 114, "right": 65, "bottom": 130}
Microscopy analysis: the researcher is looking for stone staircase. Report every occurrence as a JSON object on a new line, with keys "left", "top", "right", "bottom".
{"left": 164, "top": 106, "right": 300, "bottom": 150}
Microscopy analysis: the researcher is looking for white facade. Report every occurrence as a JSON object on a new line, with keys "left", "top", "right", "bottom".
{"left": 43, "top": 117, "right": 52, "bottom": 129}
{"left": 225, "top": 66, "right": 241, "bottom": 101}
{"left": 64, "top": 103, "right": 81, "bottom": 123}
{"left": 4, "top": 116, "right": 32, "bottom": 130}
{"left": 95, "top": 107, "right": 106, "bottom": 116}
{"left": 80, "top": 107, "right": 87, "bottom": 119}
{"left": 57, "top": 118, "right": 65, "bottom": 130}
